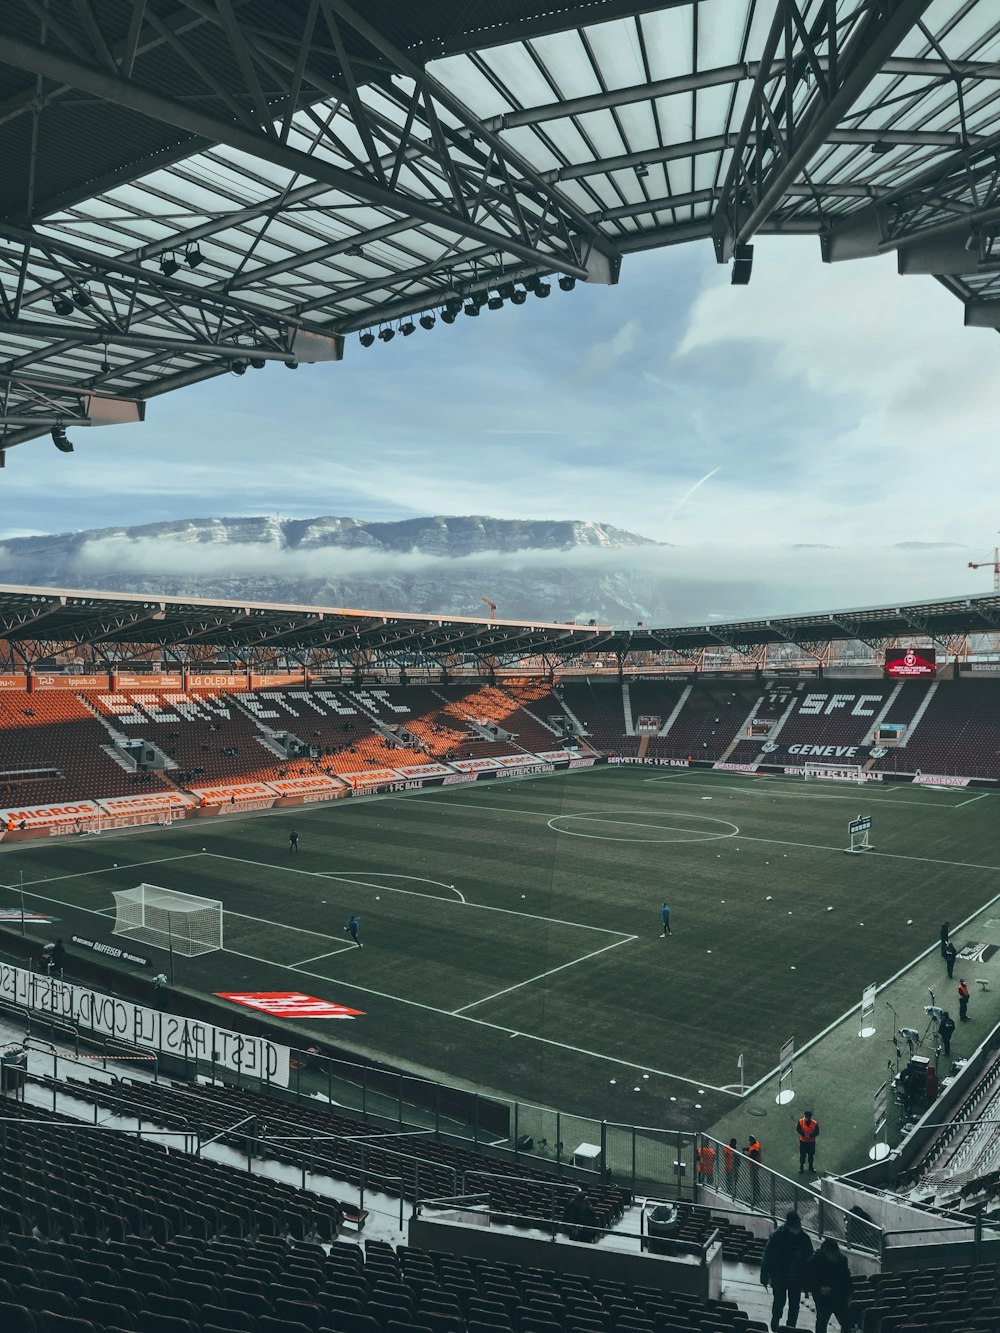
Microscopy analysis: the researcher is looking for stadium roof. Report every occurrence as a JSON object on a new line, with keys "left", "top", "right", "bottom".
{"left": 2, "top": 1, "right": 1000, "bottom": 451}
{"left": 0, "top": 583, "right": 997, "bottom": 664}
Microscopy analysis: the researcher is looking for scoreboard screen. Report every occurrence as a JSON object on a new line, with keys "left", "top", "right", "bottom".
{"left": 885, "top": 646, "right": 936, "bottom": 678}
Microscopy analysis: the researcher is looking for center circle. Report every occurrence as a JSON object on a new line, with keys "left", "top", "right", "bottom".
{"left": 547, "top": 811, "right": 739, "bottom": 844}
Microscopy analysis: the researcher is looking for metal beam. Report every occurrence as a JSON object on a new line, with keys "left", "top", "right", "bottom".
{"left": 0, "top": 33, "right": 593, "bottom": 280}
{"left": 714, "top": 0, "right": 936, "bottom": 262}
{"left": 0, "top": 318, "right": 340, "bottom": 362}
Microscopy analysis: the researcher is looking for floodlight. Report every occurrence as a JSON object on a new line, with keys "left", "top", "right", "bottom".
{"left": 230, "top": 359, "right": 248, "bottom": 375}
{"left": 487, "top": 295, "right": 504, "bottom": 310}
{"left": 731, "top": 243, "right": 754, "bottom": 286}
{"left": 52, "top": 294, "right": 75, "bottom": 316}
{"left": 378, "top": 327, "right": 395, "bottom": 342}
{"left": 535, "top": 281, "right": 551, "bottom": 298}
{"left": 498, "top": 283, "right": 515, "bottom": 300}
{"left": 634, "top": 162, "right": 649, "bottom": 178}
{"left": 419, "top": 314, "right": 435, "bottom": 330}
{"left": 51, "top": 426, "right": 74, "bottom": 453}
{"left": 359, "top": 331, "right": 375, "bottom": 347}
{"left": 510, "top": 288, "right": 527, "bottom": 305}
{"left": 248, "top": 357, "right": 266, "bottom": 369}
{"left": 185, "top": 246, "right": 205, "bottom": 268}
{"left": 400, "top": 319, "right": 416, "bottom": 336}
{"left": 464, "top": 302, "right": 480, "bottom": 316}
{"left": 72, "top": 287, "right": 93, "bottom": 308}
{"left": 284, "top": 359, "right": 299, "bottom": 369}
{"left": 558, "top": 275, "right": 576, "bottom": 292}
{"left": 159, "top": 254, "right": 179, "bottom": 277}
{"left": 441, "top": 309, "right": 457, "bottom": 324}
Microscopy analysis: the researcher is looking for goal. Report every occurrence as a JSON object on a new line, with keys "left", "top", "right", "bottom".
{"left": 803, "top": 762, "right": 865, "bottom": 784}
{"left": 112, "top": 883, "right": 223, "bottom": 956}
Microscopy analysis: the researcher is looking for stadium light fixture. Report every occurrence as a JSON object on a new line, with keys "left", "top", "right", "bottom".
{"left": 230, "top": 359, "right": 248, "bottom": 375}
{"left": 52, "top": 293, "right": 75, "bottom": 316}
{"left": 523, "top": 275, "right": 540, "bottom": 291}
{"left": 463, "top": 301, "right": 481, "bottom": 316}
{"left": 159, "top": 254, "right": 180, "bottom": 277}
{"left": 510, "top": 288, "right": 527, "bottom": 306}
{"left": 359, "top": 331, "right": 375, "bottom": 347}
{"left": 498, "top": 283, "right": 515, "bottom": 300}
{"left": 51, "top": 425, "right": 74, "bottom": 453}
{"left": 634, "top": 162, "right": 649, "bottom": 178}
{"left": 185, "top": 245, "right": 205, "bottom": 268}
{"left": 487, "top": 295, "right": 504, "bottom": 311}
{"left": 285, "top": 359, "right": 299, "bottom": 369}
{"left": 72, "top": 287, "right": 93, "bottom": 308}
{"left": 440, "top": 308, "right": 457, "bottom": 325}
{"left": 558, "top": 275, "right": 576, "bottom": 292}
{"left": 419, "top": 313, "right": 435, "bottom": 330}
{"left": 400, "top": 319, "right": 416, "bottom": 336}
{"left": 248, "top": 357, "right": 266, "bottom": 369}
{"left": 535, "top": 281, "right": 551, "bottom": 298}
{"left": 378, "top": 326, "right": 395, "bottom": 342}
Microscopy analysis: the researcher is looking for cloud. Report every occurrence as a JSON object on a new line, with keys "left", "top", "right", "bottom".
{"left": 576, "top": 318, "right": 640, "bottom": 378}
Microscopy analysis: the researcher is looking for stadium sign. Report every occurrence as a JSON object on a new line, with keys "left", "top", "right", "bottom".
{"left": 885, "top": 647, "right": 936, "bottom": 678}
{"left": 607, "top": 757, "right": 689, "bottom": 767}
{"left": 713, "top": 762, "right": 759, "bottom": 772}
{"left": 70, "top": 933, "right": 150, "bottom": 968}
{"left": 912, "top": 774, "right": 971, "bottom": 788}
{"left": 0, "top": 964, "right": 289, "bottom": 1085}
{"left": 784, "top": 766, "right": 883, "bottom": 781}
{"left": 787, "top": 744, "right": 861, "bottom": 758}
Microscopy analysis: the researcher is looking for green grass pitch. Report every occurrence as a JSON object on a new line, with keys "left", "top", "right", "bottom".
{"left": 2, "top": 768, "right": 997, "bottom": 1136}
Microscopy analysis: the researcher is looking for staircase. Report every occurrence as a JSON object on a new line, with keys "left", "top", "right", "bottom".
{"left": 896, "top": 681, "right": 939, "bottom": 749}
{"left": 717, "top": 695, "right": 765, "bottom": 763}
{"left": 657, "top": 684, "right": 691, "bottom": 737}
{"left": 636, "top": 734, "right": 650, "bottom": 759}
{"left": 622, "top": 682, "right": 635, "bottom": 736}
{"left": 861, "top": 681, "right": 903, "bottom": 745}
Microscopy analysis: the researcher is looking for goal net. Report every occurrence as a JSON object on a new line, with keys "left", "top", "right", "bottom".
{"left": 803, "top": 762, "right": 865, "bottom": 784}
{"left": 112, "top": 883, "right": 223, "bottom": 956}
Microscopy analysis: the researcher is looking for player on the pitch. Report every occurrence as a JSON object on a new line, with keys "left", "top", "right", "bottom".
{"left": 289, "top": 829, "right": 299, "bottom": 854}
{"left": 345, "top": 914, "right": 362, "bottom": 947}
{"left": 660, "top": 902, "right": 672, "bottom": 938}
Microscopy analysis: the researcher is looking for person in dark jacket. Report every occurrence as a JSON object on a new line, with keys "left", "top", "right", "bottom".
{"left": 761, "top": 1210, "right": 814, "bottom": 1332}
{"left": 808, "top": 1236, "right": 852, "bottom": 1331}
{"left": 939, "top": 1010, "right": 956, "bottom": 1056}
{"left": 943, "top": 939, "right": 958, "bottom": 978}
{"left": 939, "top": 920, "right": 950, "bottom": 957}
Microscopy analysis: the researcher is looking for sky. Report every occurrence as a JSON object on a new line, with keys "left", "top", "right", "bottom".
{"left": 2, "top": 234, "right": 998, "bottom": 617}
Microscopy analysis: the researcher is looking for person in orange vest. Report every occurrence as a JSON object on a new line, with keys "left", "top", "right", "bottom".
{"left": 958, "top": 978, "right": 970, "bottom": 1021}
{"left": 5, "top": 818, "right": 14, "bottom": 831}
{"left": 747, "top": 1134, "right": 762, "bottom": 1204}
{"left": 696, "top": 1142, "right": 715, "bottom": 1184}
{"left": 797, "top": 1109, "right": 820, "bottom": 1173}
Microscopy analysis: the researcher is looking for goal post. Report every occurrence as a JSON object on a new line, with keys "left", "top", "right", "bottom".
{"left": 112, "top": 884, "right": 223, "bottom": 956}
{"left": 845, "top": 815, "right": 873, "bottom": 854}
{"left": 803, "top": 762, "right": 865, "bottom": 785}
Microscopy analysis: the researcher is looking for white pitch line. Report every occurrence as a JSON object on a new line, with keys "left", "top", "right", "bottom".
{"left": 216, "top": 943, "right": 737, "bottom": 1096}
{"left": 315, "top": 870, "right": 465, "bottom": 904}
{"left": 954, "top": 792, "right": 991, "bottom": 809}
{"left": 289, "top": 946, "right": 357, "bottom": 967}
{"left": 207, "top": 851, "right": 628, "bottom": 937}
{"left": 17, "top": 852, "right": 202, "bottom": 889}
{"left": 641, "top": 776, "right": 960, "bottom": 807}
{"left": 415, "top": 799, "right": 1000, "bottom": 874}
{"left": 452, "top": 935, "right": 637, "bottom": 1015}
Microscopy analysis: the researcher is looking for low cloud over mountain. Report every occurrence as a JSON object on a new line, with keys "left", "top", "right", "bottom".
{"left": 0, "top": 513, "right": 980, "bottom": 626}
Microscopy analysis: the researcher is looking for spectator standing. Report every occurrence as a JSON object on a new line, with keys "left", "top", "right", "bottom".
{"left": 747, "top": 1134, "right": 762, "bottom": 1204}
{"left": 944, "top": 940, "right": 958, "bottom": 978}
{"left": 760, "top": 1210, "right": 814, "bottom": 1333}
{"left": 940, "top": 920, "right": 950, "bottom": 957}
{"left": 939, "top": 1011, "right": 955, "bottom": 1056}
{"left": 958, "top": 978, "right": 970, "bottom": 1021}
{"left": 797, "top": 1109, "right": 820, "bottom": 1174}
{"left": 49, "top": 939, "right": 65, "bottom": 978}
{"left": 696, "top": 1142, "right": 715, "bottom": 1184}
{"left": 808, "top": 1236, "right": 852, "bottom": 1332}
{"left": 723, "top": 1137, "right": 739, "bottom": 1193}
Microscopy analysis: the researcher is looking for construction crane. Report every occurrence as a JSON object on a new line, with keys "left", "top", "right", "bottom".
{"left": 968, "top": 537, "right": 1000, "bottom": 592}
{"left": 480, "top": 596, "right": 497, "bottom": 623}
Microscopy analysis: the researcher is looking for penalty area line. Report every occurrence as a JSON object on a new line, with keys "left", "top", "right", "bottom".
{"left": 217, "top": 944, "right": 738, "bottom": 1097}
{"left": 452, "top": 935, "right": 638, "bottom": 1015}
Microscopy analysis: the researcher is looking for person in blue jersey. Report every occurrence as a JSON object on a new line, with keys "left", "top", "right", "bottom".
{"left": 345, "top": 914, "right": 362, "bottom": 948}
{"left": 660, "top": 902, "right": 672, "bottom": 938}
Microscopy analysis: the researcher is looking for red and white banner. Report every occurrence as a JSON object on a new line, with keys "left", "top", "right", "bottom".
{"left": 216, "top": 991, "right": 364, "bottom": 1020}
{"left": 1, "top": 800, "right": 99, "bottom": 827}
{"left": 495, "top": 754, "right": 547, "bottom": 769}
{"left": 185, "top": 673, "right": 246, "bottom": 690}
{"left": 392, "top": 763, "right": 454, "bottom": 778}
{"left": 266, "top": 775, "right": 342, "bottom": 796}
{"left": 339, "top": 769, "right": 401, "bottom": 787}
{"left": 450, "top": 757, "right": 506, "bottom": 772}
{"left": 568, "top": 756, "right": 597, "bottom": 769}
{"left": 188, "top": 783, "right": 277, "bottom": 806}
{"left": 30, "top": 674, "right": 106, "bottom": 690}
{"left": 114, "top": 673, "right": 183, "bottom": 691}
{"left": 97, "top": 791, "right": 195, "bottom": 815}
{"left": 912, "top": 774, "right": 972, "bottom": 788}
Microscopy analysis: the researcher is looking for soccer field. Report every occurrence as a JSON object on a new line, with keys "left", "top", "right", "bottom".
{"left": 2, "top": 768, "right": 998, "bottom": 1135}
